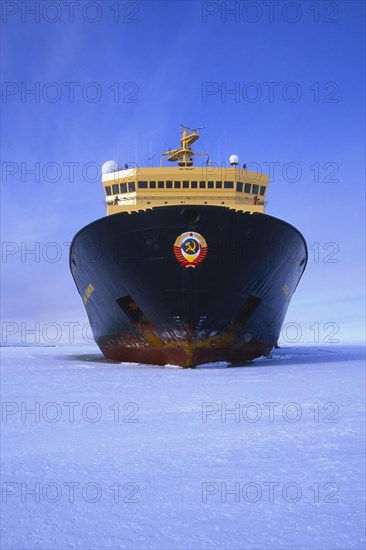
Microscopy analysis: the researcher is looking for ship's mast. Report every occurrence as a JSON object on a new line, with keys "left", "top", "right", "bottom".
{"left": 162, "top": 125, "right": 208, "bottom": 167}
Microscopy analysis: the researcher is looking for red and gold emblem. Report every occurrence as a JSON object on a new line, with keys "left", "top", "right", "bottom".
{"left": 174, "top": 232, "right": 208, "bottom": 268}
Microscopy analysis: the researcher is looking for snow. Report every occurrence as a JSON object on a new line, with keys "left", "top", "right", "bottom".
{"left": 1, "top": 345, "right": 365, "bottom": 549}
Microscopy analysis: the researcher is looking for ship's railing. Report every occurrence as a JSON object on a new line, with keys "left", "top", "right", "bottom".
{"left": 105, "top": 196, "right": 267, "bottom": 206}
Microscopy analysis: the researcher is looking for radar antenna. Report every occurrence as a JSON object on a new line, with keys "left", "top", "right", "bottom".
{"left": 179, "top": 124, "right": 205, "bottom": 133}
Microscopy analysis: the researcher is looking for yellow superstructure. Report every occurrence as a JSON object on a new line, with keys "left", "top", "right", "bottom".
{"left": 102, "top": 128, "right": 269, "bottom": 216}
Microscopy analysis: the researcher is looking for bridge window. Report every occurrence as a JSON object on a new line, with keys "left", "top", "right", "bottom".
{"left": 252, "top": 184, "right": 259, "bottom": 194}
{"left": 138, "top": 181, "right": 148, "bottom": 189}
{"left": 236, "top": 182, "right": 243, "bottom": 192}
{"left": 260, "top": 186, "right": 266, "bottom": 195}
{"left": 105, "top": 186, "right": 112, "bottom": 196}
{"left": 128, "top": 182, "right": 136, "bottom": 192}
{"left": 150, "top": 181, "right": 156, "bottom": 189}
{"left": 166, "top": 180, "right": 172, "bottom": 189}
{"left": 174, "top": 181, "right": 181, "bottom": 188}
{"left": 199, "top": 181, "right": 206, "bottom": 189}
{"left": 183, "top": 180, "right": 189, "bottom": 188}
{"left": 112, "top": 184, "right": 119, "bottom": 194}
{"left": 158, "top": 181, "right": 164, "bottom": 188}
{"left": 191, "top": 181, "right": 197, "bottom": 188}
{"left": 224, "top": 181, "right": 234, "bottom": 189}
{"left": 216, "top": 181, "right": 222, "bottom": 189}
{"left": 208, "top": 181, "right": 214, "bottom": 189}
{"left": 120, "top": 182, "right": 127, "bottom": 193}
{"left": 244, "top": 183, "right": 251, "bottom": 193}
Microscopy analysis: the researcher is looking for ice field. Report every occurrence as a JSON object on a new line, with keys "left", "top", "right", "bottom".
{"left": 1, "top": 344, "right": 365, "bottom": 549}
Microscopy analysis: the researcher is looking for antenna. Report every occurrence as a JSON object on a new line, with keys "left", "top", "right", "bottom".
{"left": 148, "top": 154, "right": 156, "bottom": 167}
{"left": 179, "top": 124, "right": 205, "bottom": 133}
{"left": 148, "top": 132, "right": 154, "bottom": 166}
{"left": 225, "top": 129, "right": 228, "bottom": 166}
{"left": 160, "top": 141, "right": 164, "bottom": 167}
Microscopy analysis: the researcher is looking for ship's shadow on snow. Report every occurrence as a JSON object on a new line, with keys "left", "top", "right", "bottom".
{"left": 57, "top": 353, "right": 113, "bottom": 364}
{"left": 55, "top": 346, "right": 364, "bottom": 369}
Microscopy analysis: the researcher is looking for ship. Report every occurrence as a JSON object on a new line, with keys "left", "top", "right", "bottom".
{"left": 70, "top": 126, "right": 307, "bottom": 367}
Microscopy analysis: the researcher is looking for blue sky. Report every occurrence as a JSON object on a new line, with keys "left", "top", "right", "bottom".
{"left": 1, "top": 0, "right": 365, "bottom": 345}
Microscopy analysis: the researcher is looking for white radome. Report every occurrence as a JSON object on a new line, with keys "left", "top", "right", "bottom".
{"left": 101, "top": 160, "right": 122, "bottom": 174}
{"left": 229, "top": 154, "right": 239, "bottom": 166}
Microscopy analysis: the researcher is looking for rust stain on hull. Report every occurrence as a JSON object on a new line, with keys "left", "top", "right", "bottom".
{"left": 98, "top": 330, "right": 272, "bottom": 368}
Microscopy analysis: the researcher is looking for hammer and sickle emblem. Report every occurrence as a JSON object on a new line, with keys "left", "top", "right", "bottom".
{"left": 185, "top": 240, "right": 197, "bottom": 253}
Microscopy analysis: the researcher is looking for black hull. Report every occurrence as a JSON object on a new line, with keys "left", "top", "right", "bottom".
{"left": 70, "top": 206, "right": 307, "bottom": 367}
